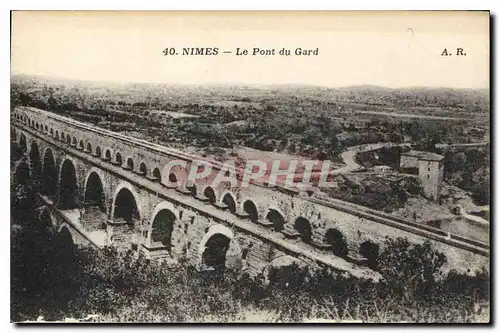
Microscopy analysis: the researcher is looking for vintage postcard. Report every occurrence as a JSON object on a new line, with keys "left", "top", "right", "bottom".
{"left": 10, "top": 11, "right": 490, "bottom": 323}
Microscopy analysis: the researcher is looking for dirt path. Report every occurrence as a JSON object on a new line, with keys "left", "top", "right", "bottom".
{"left": 333, "top": 142, "right": 409, "bottom": 175}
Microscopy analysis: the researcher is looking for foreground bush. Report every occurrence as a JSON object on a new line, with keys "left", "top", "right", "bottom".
{"left": 11, "top": 217, "right": 489, "bottom": 323}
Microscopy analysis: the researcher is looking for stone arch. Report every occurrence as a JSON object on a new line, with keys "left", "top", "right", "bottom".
{"left": 50, "top": 128, "right": 54, "bottom": 137}
{"left": 44, "top": 125, "right": 48, "bottom": 132}
{"left": 220, "top": 191, "right": 237, "bottom": 214}
{"left": 360, "top": 240, "right": 380, "bottom": 269}
{"left": 167, "top": 172, "right": 178, "bottom": 187}
{"left": 152, "top": 167, "right": 162, "bottom": 182}
{"left": 29, "top": 140, "right": 42, "bottom": 180}
{"left": 79, "top": 139, "right": 85, "bottom": 150}
{"left": 149, "top": 201, "right": 179, "bottom": 253}
{"left": 149, "top": 200, "right": 180, "bottom": 223}
{"left": 325, "top": 228, "right": 348, "bottom": 258}
{"left": 59, "top": 158, "right": 79, "bottom": 209}
{"left": 203, "top": 186, "right": 217, "bottom": 204}
{"left": 35, "top": 123, "right": 39, "bottom": 130}
{"left": 66, "top": 135, "right": 71, "bottom": 145}
{"left": 266, "top": 208, "right": 286, "bottom": 232}
{"left": 294, "top": 217, "right": 312, "bottom": 243}
{"left": 115, "top": 152, "right": 123, "bottom": 165}
{"left": 82, "top": 170, "right": 107, "bottom": 231}
{"left": 198, "top": 224, "right": 241, "bottom": 272}
{"left": 18, "top": 133, "right": 27, "bottom": 154}
{"left": 56, "top": 130, "right": 59, "bottom": 140}
{"left": 163, "top": 164, "right": 188, "bottom": 188}
{"left": 83, "top": 171, "right": 106, "bottom": 213}
{"left": 103, "top": 148, "right": 112, "bottom": 161}
{"left": 42, "top": 148, "right": 57, "bottom": 196}
{"left": 111, "top": 183, "right": 141, "bottom": 227}
{"left": 242, "top": 199, "right": 259, "bottom": 222}
{"left": 86, "top": 142, "right": 92, "bottom": 153}
{"left": 95, "top": 146, "right": 102, "bottom": 158}
{"left": 71, "top": 136, "right": 77, "bottom": 147}
{"left": 138, "top": 162, "right": 148, "bottom": 176}
{"left": 293, "top": 202, "right": 324, "bottom": 230}
{"left": 125, "top": 157, "right": 134, "bottom": 171}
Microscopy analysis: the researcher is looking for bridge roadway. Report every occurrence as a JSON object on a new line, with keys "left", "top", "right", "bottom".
{"left": 11, "top": 106, "right": 489, "bottom": 277}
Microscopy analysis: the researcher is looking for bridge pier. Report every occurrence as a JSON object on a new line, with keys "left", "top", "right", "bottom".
{"left": 140, "top": 243, "right": 172, "bottom": 261}
{"left": 107, "top": 219, "right": 137, "bottom": 251}
{"left": 175, "top": 186, "right": 192, "bottom": 195}
{"left": 81, "top": 204, "right": 107, "bottom": 231}
{"left": 281, "top": 223, "right": 300, "bottom": 239}
{"left": 311, "top": 228, "right": 333, "bottom": 250}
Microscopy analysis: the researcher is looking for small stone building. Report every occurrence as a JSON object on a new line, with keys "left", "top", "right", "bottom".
{"left": 400, "top": 150, "right": 444, "bottom": 201}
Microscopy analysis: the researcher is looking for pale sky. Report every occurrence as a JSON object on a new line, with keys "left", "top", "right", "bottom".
{"left": 11, "top": 11, "right": 489, "bottom": 88}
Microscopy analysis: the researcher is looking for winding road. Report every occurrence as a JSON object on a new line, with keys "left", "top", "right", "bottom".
{"left": 333, "top": 142, "right": 410, "bottom": 175}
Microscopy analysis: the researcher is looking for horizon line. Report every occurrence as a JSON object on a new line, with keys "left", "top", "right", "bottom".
{"left": 10, "top": 71, "right": 489, "bottom": 91}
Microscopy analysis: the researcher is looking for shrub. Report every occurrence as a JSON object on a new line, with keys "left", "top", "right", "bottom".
{"left": 377, "top": 238, "right": 447, "bottom": 302}
{"left": 11, "top": 220, "right": 489, "bottom": 323}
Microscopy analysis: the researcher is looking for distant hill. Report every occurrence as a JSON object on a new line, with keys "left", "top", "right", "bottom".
{"left": 11, "top": 73, "right": 489, "bottom": 113}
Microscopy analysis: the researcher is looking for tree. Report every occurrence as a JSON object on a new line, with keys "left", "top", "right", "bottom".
{"left": 378, "top": 238, "right": 446, "bottom": 302}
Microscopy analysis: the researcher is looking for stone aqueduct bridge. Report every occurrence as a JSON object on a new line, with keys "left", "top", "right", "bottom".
{"left": 11, "top": 106, "right": 489, "bottom": 279}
